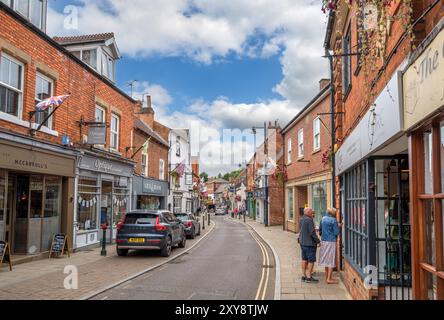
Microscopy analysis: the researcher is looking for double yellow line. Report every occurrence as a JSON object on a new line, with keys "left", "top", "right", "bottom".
{"left": 249, "top": 229, "right": 270, "bottom": 300}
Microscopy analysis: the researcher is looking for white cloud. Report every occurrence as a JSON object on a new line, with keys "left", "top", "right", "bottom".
{"left": 47, "top": 0, "right": 330, "bottom": 174}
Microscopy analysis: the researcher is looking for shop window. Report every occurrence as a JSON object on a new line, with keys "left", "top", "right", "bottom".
{"left": 110, "top": 113, "right": 120, "bottom": 151}
{"left": 0, "top": 52, "right": 23, "bottom": 118}
{"left": 344, "top": 162, "right": 369, "bottom": 269}
{"left": 427, "top": 273, "right": 437, "bottom": 300}
{"left": 113, "top": 176, "right": 129, "bottom": 226}
{"left": 137, "top": 196, "right": 161, "bottom": 210}
{"left": 173, "top": 196, "right": 182, "bottom": 214}
{"left": 287, "top": 188, "right": 294, "bottom": 221}
{"left": 313, "top": 117, "right": 321, "bottom": 151}
{"left": 35, "top": 73, "right": 53, "bottom": 128}
{"left": 159, "top": 159, "right": 165, "bottom": 181}
{"left": 77, "top": 178, "right": 99, "bottom": 231}
{"left": 440, "top": 122, "right": 444, "bottom": 192}
{"left": 298, "top": 129, "right": 304, "bottom": 158}
{"left": 0, "top": 170, "right": 5, "bottom": 227}
{"left": 424, "top": 131, "right": 433, "bottom": 194}
{"left": 44, "top": 177, "right": 61, "bottom": 218}
{"left": 312, "top": 182, "right": 327, "bottom": 227}
{"left": 424, "top": 200, "right": 435, "bottom": 266}
{"left": 30, "top": 176, "right": 43, "bottom": 219}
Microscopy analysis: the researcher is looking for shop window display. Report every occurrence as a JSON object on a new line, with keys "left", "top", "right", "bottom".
{"left": 137, "top": 196, "right": 161, "bottom": 210}
{"left": 77, "top": 178, "right": 99, "bottom": 231}
{"left": 312, "top": 182, "right": 327, "bottom": 227}
{"left": 113, "top": 176, "right": 129, "bottom": 226}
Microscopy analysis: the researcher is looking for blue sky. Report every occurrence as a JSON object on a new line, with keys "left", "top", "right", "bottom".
{"left": 47, "top": 0, "right": 328, "bottom": 174}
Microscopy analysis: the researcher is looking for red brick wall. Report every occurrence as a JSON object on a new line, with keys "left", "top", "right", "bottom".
{"left": 133, "top": 128, "right": 169, "bottom": 181}
{"left": 342, "top": 259, "right": 378, "bottom": 300}
{"left": 284, "top": 91, "right": 331, "bottom": 182}
{"left": 0, "top": 9, "right": 136, "bottom": 156}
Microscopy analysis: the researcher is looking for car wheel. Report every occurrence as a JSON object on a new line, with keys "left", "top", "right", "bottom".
{"left": 178, "top": 233, "right": 186, "bottom": 248}
{"left": 197, "top": 225, "right": 201, "bottom": 236}
{"left": 117, "top": 248, "right": 128, "bottom": 257}
{"left": 161, "top": 236, "right": 172, "bottom": 257}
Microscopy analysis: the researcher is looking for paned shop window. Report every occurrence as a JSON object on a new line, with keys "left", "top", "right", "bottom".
{"left": 344, "top": 162, "right": 369, "bottom": 270}
{"left": 35, "top": 73, "right": 53, "bottom": 128}
{"left": 77, "top": 178, "right": 99, "bottom": 231}
{"left": 0, "top": 53, "right": 23, "bottom": 117}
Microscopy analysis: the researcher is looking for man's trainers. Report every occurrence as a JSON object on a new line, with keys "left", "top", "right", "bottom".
{"left": 301, "top": 276, "right": 307, "bottom": 282}
{"left": 305, "top": 277, "right": 320, "bottom": 283}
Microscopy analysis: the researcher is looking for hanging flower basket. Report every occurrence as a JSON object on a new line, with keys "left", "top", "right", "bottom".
{"left": 322, "top": 147, "right": 333, "bottom": 168}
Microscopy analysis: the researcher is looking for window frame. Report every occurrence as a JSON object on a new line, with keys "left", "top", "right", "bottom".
{"left": 34, "top": 72, "right": 54, "bottom": 129}
{"left": 287, "top": 138, "right": 292, "bottom": 164}
{"left": 342, "top": 24, "right": 352, "bottom": 100}
{"left": 159, "top": 159, "right": 165, "bottom": 181}
{"left": 110, "top": 113, "right": 120, "bottom": 151}
{"left": 5, "top": 0, "right": 46, "bottom": 30}
{"left": 176, "top": 136, "right": 181, "bottom": 157}
{"left": 313, "top": 117, "right": 321, "bottom": 151}
{"left": 0, "top": 51, "right": 24, "bottom": 119}
{"left": 141, "top": 152, "right": 148, "bottom": 177}
{"left": 298, "top": 129, "right": 304, "bottom": 158}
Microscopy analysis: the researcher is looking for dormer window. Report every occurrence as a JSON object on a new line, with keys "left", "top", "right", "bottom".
{"left": 1, "top": 0, "right": 47, "bottom": 31}
{"left": 101, "top": 51, "right": 115, "bottom": 82}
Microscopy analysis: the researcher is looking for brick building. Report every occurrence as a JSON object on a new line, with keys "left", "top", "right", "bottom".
{"left": 325, "top": 0, "right": 444, "bottom": 300}
{"left": 131, "top": 97, "right": 170, "bottom": 212}
{"left": 0, "top": 2, "right": 169, "bottom": 257}
{"left": 245, "top": 123, "right": 284, "bottom": 226}
{"left": 282, "top": 80, "right": 332, "bottom": 233}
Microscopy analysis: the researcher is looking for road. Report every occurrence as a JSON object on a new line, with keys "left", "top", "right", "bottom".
{"left": 92, "top": 215, "right": 275, "bottom": 300}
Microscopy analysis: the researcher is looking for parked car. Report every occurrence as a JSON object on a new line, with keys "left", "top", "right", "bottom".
{"left": 116, "top": 210, "right": 186, "bottom": 257}
{"left": 175, "top": 213, "right": 201, "bottom": 239}
{"left": 215, "top": 206, "right": 226, "bottom": 216}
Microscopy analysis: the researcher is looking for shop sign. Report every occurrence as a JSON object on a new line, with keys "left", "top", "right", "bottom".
{"left": 335, "top": 71, "right": 403, "bottom": 175}
{"left": 254, "top": 188, "right": 266, "bottom": 199}
{"left": 87, "top": 125, "right": 107, "bottom": 145}
{"left": 403, "top": 24, "right": 444, "bottom": 130}
{"left": 0, "top": 143, "right": 76, "bottom": 177}
{"left": 142, "top": 180, "right": 164, "bottom": 195}
{"left": 79, "top": 155, "right": 133, "bottom": 177}
{"left": 185, "top": 173, "right": 193, "bottom": 186}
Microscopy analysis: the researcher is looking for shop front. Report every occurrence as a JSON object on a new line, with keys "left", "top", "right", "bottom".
{"left": 0, "top": 134, "right": 77, "bottom": 257}
{"left": 402, "top": 18, "right": 444, "bottom": 300}
{"left": 132, "top": 176, "right": 168, "bottom": 211}
{"left": 75, "top": 152, "right": 134, "bottom": 249}
{"left": 254, "top": 188, "right": 266, "bottom": 224}
{"left": 335, "top": 68, "right": 411, "bottom": 300}
{"left": 285, "top": 174, "right": 331, "bottom": 233}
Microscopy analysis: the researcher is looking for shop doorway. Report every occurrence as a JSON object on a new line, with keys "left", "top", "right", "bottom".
{"left": 7, "top": 173, "right": 62, "bottom": 255}
{"left": 374, "top": 157, "right": 412, "bottom": 300}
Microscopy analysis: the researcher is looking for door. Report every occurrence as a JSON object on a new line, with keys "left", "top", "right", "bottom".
{"left": 14, "top": 175, "right": 29, "bottom": 254}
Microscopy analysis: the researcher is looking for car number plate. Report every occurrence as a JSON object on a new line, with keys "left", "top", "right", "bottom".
{"left": 128, "top": 238, "right": 145, "bottom": 243}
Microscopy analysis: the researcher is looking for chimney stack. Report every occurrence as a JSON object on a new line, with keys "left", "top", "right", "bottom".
{"left": 138, "top": 95, "right": 155, "bottom": 128}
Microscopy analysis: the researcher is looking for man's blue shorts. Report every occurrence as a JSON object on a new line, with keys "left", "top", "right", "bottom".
{"left": 301, "top": 245, "right": 317, "bottom": 263}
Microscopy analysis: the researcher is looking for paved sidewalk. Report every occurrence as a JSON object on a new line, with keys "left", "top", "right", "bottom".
{"left": 245, "top": 218, "right": 351, "bottom": 300}
{"left": 0, "top": 216, "right": 214, "bottom": 300}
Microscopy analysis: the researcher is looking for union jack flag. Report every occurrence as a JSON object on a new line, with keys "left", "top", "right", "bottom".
{"left": 175, "top": 161, "right": 186, "bottom": 177}
{"left": 35, "top": 95, "right": 70, "bottom": 111}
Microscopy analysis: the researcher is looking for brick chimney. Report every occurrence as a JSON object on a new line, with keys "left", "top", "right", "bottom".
{"left": 138, "top": 95, "right": 155, "bottom": 128}
{"left": 319, "top": 78, "right": 330, "bottom": 91}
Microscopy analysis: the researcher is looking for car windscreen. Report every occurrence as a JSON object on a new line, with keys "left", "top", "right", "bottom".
{"left": 125, "top": 213, "right": 158, "bottom": 225}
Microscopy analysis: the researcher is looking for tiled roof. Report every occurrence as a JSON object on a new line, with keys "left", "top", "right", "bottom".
{"left": 134, "top": 118, "right": 170, "bottom": 148}
{"left": 53, "top": 33, "right": 115, "bottom": 45}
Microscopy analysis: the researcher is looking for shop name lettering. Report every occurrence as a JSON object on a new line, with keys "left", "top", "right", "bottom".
{"left": 14, "top": 159, "right": 48, "bottom": 169}
{"left": 144, "top": 182, "right": 162, "bottom": 193}
{"left": 415, "top": 40, "right": 444, "bottom": 83}
{"left": 94, "top": 160, "right": 113, "bottom": 172}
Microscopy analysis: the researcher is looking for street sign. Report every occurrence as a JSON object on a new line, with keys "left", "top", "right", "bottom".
{"left": 0, "top": 241, "right": 12, "bottom": 271}
{"left": 49, "top": 234, "right": 70, "bottom": 258}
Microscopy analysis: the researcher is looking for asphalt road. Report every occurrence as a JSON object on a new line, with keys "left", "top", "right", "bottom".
{"left": 92, "top": 215, "right": 275, "bottom": 300}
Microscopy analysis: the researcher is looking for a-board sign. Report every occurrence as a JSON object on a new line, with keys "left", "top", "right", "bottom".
{"left": 49, "top": 234, "right": 70, "bottom": 259}
{"left": 0, "top": 241, "right": 12, "bottom": 271}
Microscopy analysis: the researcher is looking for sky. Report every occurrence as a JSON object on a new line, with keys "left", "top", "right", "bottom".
{"left": 47, "top": 0, "right": 329, "bottom": 175}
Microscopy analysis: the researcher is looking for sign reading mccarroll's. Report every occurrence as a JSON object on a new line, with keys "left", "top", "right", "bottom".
{"left": 403, "top": 21, "right": 444, "bottom": 130}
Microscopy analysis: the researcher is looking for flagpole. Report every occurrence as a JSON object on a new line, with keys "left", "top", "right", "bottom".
{"left": 30, "top": 105, "right": 62, "bottom": 136}
{"left": 131, "top": 137, "right": 151, "bottom": 159}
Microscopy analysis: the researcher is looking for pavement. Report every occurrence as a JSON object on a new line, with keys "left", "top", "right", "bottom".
{"left": 92, "top": 215, "right": 275, "bottom": 300}
{"left": 0, "top": 215, "right": 215, "bottom": 300}
{"left": 243, "top": 217, "right": 351, "bottom": 300}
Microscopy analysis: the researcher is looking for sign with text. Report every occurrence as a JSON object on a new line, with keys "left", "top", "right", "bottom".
{"left": 403, "top": 24, "right": 444, "bottom": 130}
{"left": 49, "top": 234, "right": 70, "bottom": 258}
{"left": 0, "top": 241, "right": 12, "bottom": 271}
{"left": 87, "top": 124, "right": 107, "bottom": 145}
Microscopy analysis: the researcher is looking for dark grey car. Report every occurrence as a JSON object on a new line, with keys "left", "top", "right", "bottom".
{"left": 175, "top": 213, "right": 201, "bottom": 239}
{"left": 116, "top": 210, "right": 186, "bottom": 257}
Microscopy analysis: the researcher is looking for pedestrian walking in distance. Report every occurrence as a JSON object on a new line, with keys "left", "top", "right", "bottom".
{"left": 298, "top": 207, "right": 320, "bottom": 283}
{"left": 319, "top": 208, "right": 340, "bottom": 284}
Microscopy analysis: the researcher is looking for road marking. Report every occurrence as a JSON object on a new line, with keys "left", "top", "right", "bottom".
{"left": 101, "top": 296, "right": 108, "bottom": 300}
{"left": 250, "top": 229, "right": 269, "bottom": 301}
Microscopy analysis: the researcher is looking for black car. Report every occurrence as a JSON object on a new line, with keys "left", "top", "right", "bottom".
{"left": 116, "top": 210, "right": 186, "bottom": 257}
{"left": 175, "top": 213, "right": 201, "bottom": 239}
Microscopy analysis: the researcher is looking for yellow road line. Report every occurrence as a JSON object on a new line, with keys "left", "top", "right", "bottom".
{"left": 250, "top": 229, "right": 270, "bottom": 301}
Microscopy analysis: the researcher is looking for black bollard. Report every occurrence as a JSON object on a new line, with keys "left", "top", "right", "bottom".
{"left": 244, "top": 213, "right": 246, "bottom": 223}
{"left": 208, "top": 213, "right": 210, "bottom": 226}
{"left": 202, "top": 215, "right": 206, "bottom": 230}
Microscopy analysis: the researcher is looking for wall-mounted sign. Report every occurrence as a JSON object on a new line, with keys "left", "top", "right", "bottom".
{"left": 335, "top": 70, "right": 403, "bottom": 175}
{"left": 79, "top": 155, "right": 133, "bottom": 177}
{"left": 254, "top": 188, "right": 266, "bottom": 199}
{"left": 87, "top": 125, "right": 107, "bottom": 145}
{"left": 185, "top": 173, "right": 193, "bottom": 186}
{"left": 403, "top": 24, "right": 444, "bottom": 131}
